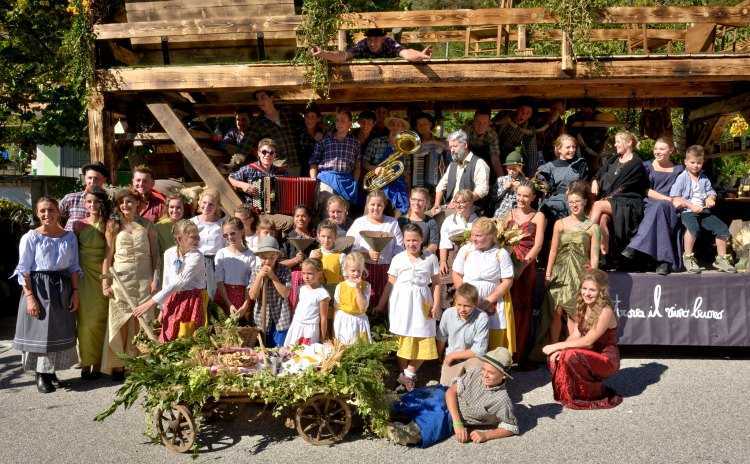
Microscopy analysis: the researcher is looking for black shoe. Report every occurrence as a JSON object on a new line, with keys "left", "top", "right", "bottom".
{"left": 655, "top": 262, "right": 671, "bottom": 275}
{"left": 49, "top": 373, "right": 62, "bottom": 388}
{"left": 36, "top": 373, "right": 55, "bottom": 394}
{"left": 111, "top": 369, "right": 125, "bottom": 382}
{"left": 621, "top": 247, "right": 637, "bottom": 260}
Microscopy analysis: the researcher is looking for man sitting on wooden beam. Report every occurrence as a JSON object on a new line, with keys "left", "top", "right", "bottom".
{"left": 312, "top": 28, "right": 432, "bottom": 63}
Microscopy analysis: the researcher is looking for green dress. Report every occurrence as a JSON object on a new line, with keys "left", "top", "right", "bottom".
{"left": 155, "top": 218, "right": 176, "bottom": 256}
{"left": 76, "top": 221, "right": 108, "bottom": 366}
{"left": 529, "top": 220, "right": 597, "bottom": 362}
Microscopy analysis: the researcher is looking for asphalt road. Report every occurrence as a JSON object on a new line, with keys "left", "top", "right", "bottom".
{"left": 1, "top": 338, "right": 748, "bottom": 464}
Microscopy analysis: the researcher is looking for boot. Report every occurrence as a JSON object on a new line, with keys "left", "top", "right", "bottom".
{"left": 36, "top": 373, "right": 55, "bottom": 394}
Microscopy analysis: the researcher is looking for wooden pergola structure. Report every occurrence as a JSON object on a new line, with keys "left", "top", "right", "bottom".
{"left": 90, "top": 1, "right": 750, "bottom": 212}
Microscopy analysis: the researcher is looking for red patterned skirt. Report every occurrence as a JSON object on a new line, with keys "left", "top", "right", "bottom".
{"left": 160, "top": 289, "right": 207, "bottom": 342}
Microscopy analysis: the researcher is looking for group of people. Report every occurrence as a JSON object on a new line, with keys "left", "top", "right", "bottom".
{"left": 12, "top": 95, "right": 739, "bottom": 447}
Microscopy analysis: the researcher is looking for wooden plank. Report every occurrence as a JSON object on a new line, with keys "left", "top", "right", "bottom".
{"left": 685, "top": 23, "right": 716, "bottom": 53}
{"left": 100, "top": 56, "right": 750, "bottom": 92}
{"left": 126, "top": 5, "right": 293, "bottom": 22}
{"left": 95, "top": 16, "right": 303, "bottom": 40}
{"left": 597, "top": 7, "right": 750, "bottom": 25}
{"left": 688, "top": 91, "right": 750, "bottom": 121}
{"left": 146, "top": 102, "right": 242, "bottom": 213}
{"left": 529, "top": 28, "right": 685, "bottom": 42}
{"left": 125, "top": 0, "right": 294, "bottom": 11}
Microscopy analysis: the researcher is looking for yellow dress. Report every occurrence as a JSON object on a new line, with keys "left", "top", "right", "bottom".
{"left": 320, "top": 249, "right": 343, "bottom": 321}
{"left": 101, "top": 220, "right": 154, "bottom": 374}
{"left": 76, "top": 221, "right": 108, "bottom": 366}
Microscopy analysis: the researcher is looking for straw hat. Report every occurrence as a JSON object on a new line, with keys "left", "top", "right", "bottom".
{"left": 478, "top": 347, "right": 514, "bottom": 379}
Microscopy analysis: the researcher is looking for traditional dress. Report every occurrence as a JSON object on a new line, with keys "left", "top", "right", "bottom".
{"left": 284, "top": 285, "right": 330, "bottom": 346}
{"left": 626, "top": 162, "right": 684, "bottom": 270}
{"left": 214, "top": 246, "right": 255, "bottom": 312}
{"left": 595, "top": 155, "right": 649, "bottom": 258}
{"left": 333, "top": 280, "right": 372, "bottom": 344}
{"left": 348, "top": 215, "right": 404, "bottom": 305}
{"left": 154, "top": 247, "right": 207, "bottom": 342}
{"left": 388, "top": 251, "right": 440, "bottom": 361}
{"left": 506, "top": 212, "right": 537, "bottom": 361}
{"left": 452, "top": 244, "right": 515, "bottom": 354}
{"left": 438, "top": 212, "right": 479, "bottom": 308}
{"left": 101, "top": 219, "right": 154, "bottom": 375}
{"left": 549, "top": 327, "right": 622, "bottom": 409}
{"left": 190, "top": 215, "right": 226, "bottom": 299}
{"left": 13, "top": 230, "right": 80, "bottom": 373}
{"left": 75, "top": 221, "right": 108, "bottom": 367}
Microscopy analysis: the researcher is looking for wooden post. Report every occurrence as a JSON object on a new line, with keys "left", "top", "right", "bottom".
{"left": 561, "top": 32, "right": 575, "bottom": 74}
{"left": 146, "top": 103, "right": 242, "bottom": 214}
{"left": 337, "top": 30, "right": 347, "bottom": 51}
{"left": 642, "top": 25, "right": 649, "bottom": 53}
{"left": 87, "top": 92, "right": 117, "bottom": 180}
{"left": 496, "top": 25, "right": 503, "bottom": 56}
{"left": 517, "top": 24, "right": 527, "bottom": 54}
{"left": 464, "top": 27, "right": 471, "bottom": 57}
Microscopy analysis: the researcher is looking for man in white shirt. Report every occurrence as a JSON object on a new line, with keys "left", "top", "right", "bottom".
{"left": 432, "top": 130, "right": 490, "bottom": 212}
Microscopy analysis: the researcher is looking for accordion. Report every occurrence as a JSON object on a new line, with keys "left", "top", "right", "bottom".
{"left": 248, "top": 176, "right": 318, "bottom": 215}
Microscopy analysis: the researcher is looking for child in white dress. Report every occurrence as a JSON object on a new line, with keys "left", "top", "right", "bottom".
{"left": 284, "top": 259, "right": 330, "bottom": 346}
{"left": 452, "top": 218, "right": 515, "bottom": 355}
{"left": 190, "top": 189, "right": 226, "bottom": 299}
{"left": 376, "top": 223, "right": 441, "bottom": 391}
{"left": 333, "top": 253, "right": 372, "bottom": 344}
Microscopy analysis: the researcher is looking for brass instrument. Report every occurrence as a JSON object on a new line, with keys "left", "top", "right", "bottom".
{"left": 363, "top": 130, "right": 421, "bottom": 191}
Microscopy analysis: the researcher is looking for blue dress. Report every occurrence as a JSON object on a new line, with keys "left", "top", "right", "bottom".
{"left": 627, "top": 162, "right": 684, "bottom": 268}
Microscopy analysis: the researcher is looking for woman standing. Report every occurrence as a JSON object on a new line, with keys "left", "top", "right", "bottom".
{"left": 101, "top": 189, "right": 159, "bottom": 380}
{"left": 72, "top": 187, "right": 110, "bottom": 379}
{"left": 543, "top": 269, "right": 622, "bottom": 410}
{"left": 623, "top": 137, "right": 684, "bottom": 274}
{"left": 503, "top": 181, "right": 545, "bottom": 362}
{"left": 590, "top": 131, "right": 649, "bottom": 267}
{"left": 13, "top": 197, "right": 80, "bottom": 393}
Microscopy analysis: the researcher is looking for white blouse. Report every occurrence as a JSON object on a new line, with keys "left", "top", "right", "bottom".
{"left": 346, "top": 216, "right": 404, "bottom": 264}
{"left": 153, "top": 247, "right": 206, "bottom": 304}
{"left": 439, "top": 212, "right": 479, "bottom": 250}
{"left": 214, "top": 247, "right": 256, "bottom": 286}
{"left": 190, "top": 215, "right": 226, "bottom": 256}
{"left": 13, "top": 230, "right": 81, "bottom": 285}
{"left": 293, "top": 286, "right": 331, "bottom": 325}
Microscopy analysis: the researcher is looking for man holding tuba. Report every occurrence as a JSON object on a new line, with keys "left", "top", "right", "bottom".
{"left": 364, "top": 117, "right": 418, "bottom": 215}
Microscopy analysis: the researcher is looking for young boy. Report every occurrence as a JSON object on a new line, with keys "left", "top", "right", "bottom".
{"left": 493, "top": 147, "right": 525, "bottom": 218}
{"left": 387, "top": 346, "right": 518, "bottom": 447}
{"left": 247, "top": 236, "right": 292, "bottom": 347}
{"left": 437, "top": 283, "right": 489, "bottom": 386}
{"left": 669, "top": 145, "right": 736, "bottom": 273}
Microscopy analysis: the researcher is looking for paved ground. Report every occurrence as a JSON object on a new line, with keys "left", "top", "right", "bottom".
{"left": 1, "top": 339, "right": 749, "bottom": 464}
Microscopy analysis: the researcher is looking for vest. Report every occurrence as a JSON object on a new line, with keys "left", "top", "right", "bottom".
{"left": 445, "top": 154, "right": 479, "bottom": 202}
{"left": 336, "top": 281, "right": 367, "bottom": 316}
{"left": 320, "top": 249, "right": 344, "bottom": 285}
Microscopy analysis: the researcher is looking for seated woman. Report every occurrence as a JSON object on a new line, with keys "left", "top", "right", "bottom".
{"left": 228, "top": 138, "right": 288, "bottom": 207}
{"left": 622, "top": 137, "right": 684, "bottom": 274}
{"left": 537, "top": 134, "right": 588, "bottom": 223}
{"left": 543, "top": 269, "right": 622, "bottom": 410}
{"left": 589, "top": 131, "right": 649, "bottom": 268}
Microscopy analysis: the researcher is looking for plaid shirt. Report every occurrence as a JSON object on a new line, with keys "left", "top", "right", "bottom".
{"left": 60, "top": 191, "right": 86, "bottom": 231}
{"left": 229, "top": 162, "right": 288, "bottom": 203}
{"left": 309, "top": 133, "right": 361, "bottom": 174}
{"left": 456, "top": 367, "right": 518, "bottom": 434}
{"left": 240, "top": 110, "right": 303, "bottom": 172}
{"left": 348, "top": 37, "right": 403, "bottom": 59}
{"left": 464, "top": 126, "right": 501, "bottom": 168}
{"left": 251, "top": 264, "right": 292, "bottom": 332}
{"left": 494, "top": 118, "right": 539, "bottom": 176}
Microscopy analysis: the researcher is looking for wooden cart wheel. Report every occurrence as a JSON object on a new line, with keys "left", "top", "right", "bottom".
{"left": 295, "top": 394, "right": 352, "bottom": 445}
{"left": 153, "top": 404, "right": 196, "bottom": 453}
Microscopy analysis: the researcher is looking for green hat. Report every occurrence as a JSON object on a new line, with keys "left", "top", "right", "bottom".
{"left": 503, "top": 146, "right": 524, "bottom": 166}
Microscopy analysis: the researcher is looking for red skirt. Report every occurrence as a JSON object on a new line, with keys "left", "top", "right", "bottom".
{"left": 215, "top": 284, "right": 249, "bottom": 314}
{"left": 289, "top": 269, "right": 304, "bottom": 311}
{"left": 548, "top": 345, "right": 623, "bottom": 410}
{"left": 365, "top": 263, "right": 389, "bottom": 309}
{"left": 510, "top": 261, "right": 536, "bottom": 362}
{"left": 160, "top": 289, "right": 206, "bottom": 342}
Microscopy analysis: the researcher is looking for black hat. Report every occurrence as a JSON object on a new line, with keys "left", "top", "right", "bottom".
{"left": 81, "top": 162, "right": 108, "bottom": 179}
{"left": 365, "top": 28, "right": 387, "bottom": 37}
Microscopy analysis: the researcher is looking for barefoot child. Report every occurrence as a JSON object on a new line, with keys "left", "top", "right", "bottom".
{"left": 134, "top": 220, "right": 207, "bottom": 342}
{"left": 333, "top": 253, "right": 372, "bottom": 344}
{"left": 214, "top": 218, "right": 255, "bottom": 318}
{"left": 376, "top": 223, "right": 441, "bottom": 390}
{"left": 284, "top": 259, "right": 330, "bottom": 346}
{"left": 248, "top": 236, "right": 292, "bottom": 347}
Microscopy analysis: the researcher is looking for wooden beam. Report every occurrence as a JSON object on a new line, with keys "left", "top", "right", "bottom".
{"left": 108, "top": 42, "right": 142, "bottom": 65}
{"left": 100, "top": 55, "right": 750, "bottom": 92}
{"left": 688, "top": 91, "right": 750, "bottom": 121}
{"left": 146, "top": 102, "right": 242, "bottom": 213}
{"left": 88, "top": 93, "right": 105, "bottom": 164}
{"left": 685, "top": 23, "right": 716, "bottom": 53}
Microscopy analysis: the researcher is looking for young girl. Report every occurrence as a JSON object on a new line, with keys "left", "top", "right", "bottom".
{"left": 248, "top": 236, "right": 292, "bottom": 347}
{"left": 281, "top": 205, "right": 316, "bottom": 308}
{"left": 347, "top": 190, "right": 404, "bottom": 305}
{"left": 14, "top": 197, "right": 80, "bottom": 393}
{"left": 377, "top": 223, "right": 441, "bottom": 391}
{"left": 333, "top": 253, "right": 372, "bottom": 344}
{"left": 537, "top": 181, "right": 600, "bottom": 353}
{"left": 72, "top": 187, "right": 110, "bottom": 379}
{"left": 134, "top": 220, "right": 207, "bottom": 342}
{"left": 543, "top": 269, "right": 622, "bottom": 409}
{"left": 326, "top": 195, "right": 352, "bottom": 237}
{"left": 214, "top": 218, "right": 255, "bottom": 317}
{"left": 284, "top": 259, "right": 330, "bottom": 346}
{"left": 310, "top": 220, "right": 346, "bottom": 295}
{"left": 398, "top": 187, "right": 439, "bottom": 254}
{"left": 234, "top": 205, "right": 259, "bottom": 251}
{"left": 452, "top": 218, "right": 515, "bottom": 354}
{"left": 190, "top": 188, "right": 225, "bottom": 299}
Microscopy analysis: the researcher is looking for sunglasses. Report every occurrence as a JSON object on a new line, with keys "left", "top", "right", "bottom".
{"left": 260, "top": 149, "right": 276, "bottom": 156}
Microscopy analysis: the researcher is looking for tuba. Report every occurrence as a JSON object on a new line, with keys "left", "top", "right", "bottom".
{"left": 363, "top": 130, "right": 421, "bottom": 191}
